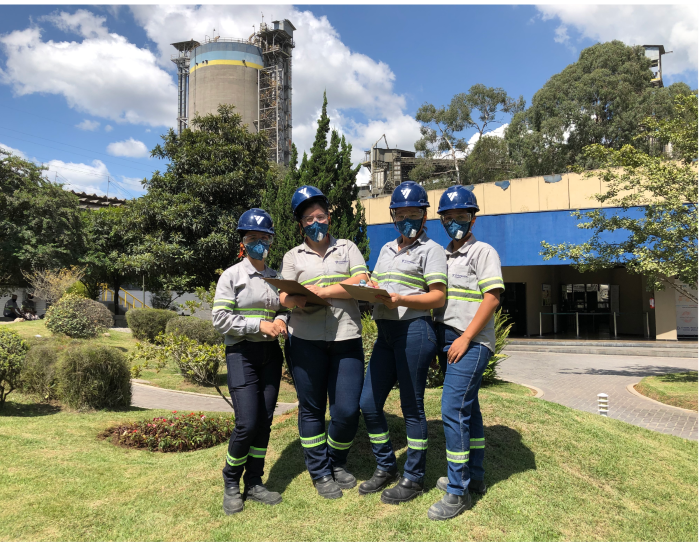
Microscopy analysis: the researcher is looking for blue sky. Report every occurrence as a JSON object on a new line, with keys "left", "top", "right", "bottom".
{"left": 0, "top": 3, "right": 697, "bottom": 200}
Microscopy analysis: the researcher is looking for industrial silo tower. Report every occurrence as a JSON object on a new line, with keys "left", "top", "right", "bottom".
{"left": 171, "top": 19, "right": 295, "bottom": 165}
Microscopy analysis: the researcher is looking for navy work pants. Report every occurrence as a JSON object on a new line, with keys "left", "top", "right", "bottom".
{"left": 360, "top": 317, "right": 437, "bottom": 484}
{"left": 287, "top": 335, "right": 364, "bottom": 480}
{"left": 222, "top": 340, "right": 282, "bottom": 488}
{"left": 436, "top": 322, "right": 491, "bottom": 495}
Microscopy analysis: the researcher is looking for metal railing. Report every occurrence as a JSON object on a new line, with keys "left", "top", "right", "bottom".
{"left": 101, "top": 286, "right": 149, "bottom": 311}
{"left": 540, "top": 311, "right": 651, "bottom": 338}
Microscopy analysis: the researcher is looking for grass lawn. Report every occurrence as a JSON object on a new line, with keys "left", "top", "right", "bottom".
{"left": 1, "top": 384, "right": 696, "bottom": 541}
{"left": 0, "top": 320, "right": 299, "bottom": 403}
{"left": 635, "top": 371, "right": 698, "bottom": 411}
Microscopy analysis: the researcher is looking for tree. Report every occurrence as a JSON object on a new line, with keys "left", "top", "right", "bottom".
{"left": 450, "top": 84, "right": 525, "bottom": 141}
{"left": 462, "top": 135, "right": 519, "bottom": 185}
{"left": 124, "top": 105, "right": 271, "bottom": 293}
{"left": 0, "top": 151, "right": 84, "bottom": 291}
{"left": 505, "top": 41, "right": 693, "bottom": 177}
{"left": 541, "top": 93, "right": 698, "bottom": 303}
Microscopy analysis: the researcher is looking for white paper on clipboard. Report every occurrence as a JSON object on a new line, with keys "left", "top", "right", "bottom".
{"left": 340, "top": 284, "right": 390, "bottom": 304}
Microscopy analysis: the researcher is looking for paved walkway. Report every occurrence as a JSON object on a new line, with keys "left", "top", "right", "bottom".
{"left": 499, "top": 351, "right": 698, "bottom": 440}
{"left": 131, "top": 382, "right": 298, "bottom": 416}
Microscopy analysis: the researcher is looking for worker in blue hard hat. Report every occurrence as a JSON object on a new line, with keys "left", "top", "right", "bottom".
{"left": 213, "top": 208, "right": 290, "bottom": 515}
{"left": 428, "top": 185, "right": 504, "bottom": 521}
{"left": 279, "top": 185, "right": 370, "bottom": 500}
{"left": 359, "top": 180, "right": 447, "bottom": 504}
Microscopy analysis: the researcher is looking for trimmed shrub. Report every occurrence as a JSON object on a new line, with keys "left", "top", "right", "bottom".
{"left": 0, "top": 329, "right": 29, "bottom": 408}
{"left": 127, "top": 308, "right": 178, "bottom": 343}
{"left": 165, "top": 316, "right": 224, "bottom": 345}
{"left": 21, "top": 338, "right": 77, "bottom": 401}
{"left": 56, "top": 344, "right": 131, "bottom": 409}
{"left": 45, "top": 294, "right": 114, "bottom": 339}
{"left": 65, "top": 281, "right": 91, "bottom": 298}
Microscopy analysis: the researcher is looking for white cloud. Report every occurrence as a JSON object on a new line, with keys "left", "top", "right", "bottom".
{"left": 76, "top": 119, "right": 100, "bottom": 131}
{"left": 537, "top": 4, "right": 698, "bottom": 78}
{"left": 0, "top": 11, "right": 176, "bottom": 127}
{"left": 106, "top": 138, "right": 149, "bottom": 158}
{"left": 41, "top": 158, "right": 144, "bottom": 199}
{"left": 464, "top": 123, "right": 509, "bottom": 154}
{"left": 104, "top": 125, "right": 113, "bottom": 132}
{"left": 0, "top": 141, "right": 26, "bottom": 159}
{"left": 129, "top": 5, "right": 421, "bottom": 164}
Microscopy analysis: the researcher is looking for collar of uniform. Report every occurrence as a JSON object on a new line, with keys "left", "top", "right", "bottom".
{"left": 392, "top": 229, "right": 428, "bottom": 254}
{"left": 300, "top": 234, "right": 339, "bottom": 255}
{"left": 240, "top": 256, "right": 271, "bottom": 277}
{"left": 448, "top": 233, "right": 477, "bottom": 256}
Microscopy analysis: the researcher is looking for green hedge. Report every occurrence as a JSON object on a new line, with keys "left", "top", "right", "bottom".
{"left": 56, "top": 344, "right": 131, "bottom": 410}
{"left": 45, "top": 294, "right": 114, "bottom": 339}
{"left": 21, "top": 338, "right": 77, "bottom": 401}
{"left": 126, "top": 309, "right": 178, "bottom": 343}
{"left": 165, "top": 316, "right": 223, "bottom": 346}
{"left": 0, "top": 328, "right": 29, "bottom": 408}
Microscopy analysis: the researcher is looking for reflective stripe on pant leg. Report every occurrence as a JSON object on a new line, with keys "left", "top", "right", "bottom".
{"left": 446, "top": 449, "right": 469, "bottom": 463}
{"left": 368, "top": 431, "right": 390, "bottom": 445}
{"left": 300, "top": 433, "right": 326, "bottom": 448}
{"left": 470, "top": 438, "right": 485, "bottom": 449}
{"left": 328, "top": 435, "right": 353, "bottom": 451}
{"left": 226, "top": 452, "right": 248, "bottom": 467}
{"left": 407, "top": 437, "right": 428, "bottom": 451}
{"left": 248, "top": 446, "right": 267, "bottom": 459}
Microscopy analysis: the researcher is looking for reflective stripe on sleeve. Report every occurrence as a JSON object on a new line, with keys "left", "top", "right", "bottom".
{"left": 212, "top": 299, "right": 236, "bottom": 312}
{"left": 372, "top": 272, "right": 427, "bottom": 290}
{"left": 478, "top": 277, "right": 504, "bottom": 293}
{"left": 231, "top": 307, "right": 276, "bottom": 320}
{"left": 406, "top": 437, "right": 428, "bottom": 450}
{"left": 446, "top": 288, "right": 483, "bottom": 302}
{"left": 226, "top": 452, "right": 248, "bottom": 467}
{"left": 300, "top": 433, "right": 327, "bottom": 448}
{"left": 470, "top": 438, "right": 485, "bottom": 449}
{"left": 350, "top": 265, "right": 369, "bottom": 275}
{"left": 368, "top": 431, "right": 390, "bottom": 445}
{"left": 425, "top": 272, "right": 447, "bottom": 285}
{"left": 328, "top": 435, "right": 353, "bottom": 451}
{"left": 446, "top": 449, "right": 469, "bottom": 463}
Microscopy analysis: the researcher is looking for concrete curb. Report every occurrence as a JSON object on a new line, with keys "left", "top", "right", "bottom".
{"left": 626, "top": 383, "right": 698, "bottom": 415}
{"left": 131, "top": 379, "right": 300, "bottom": 408}
{"left": 517, "top": 383, "right": 544, "bottom": 398}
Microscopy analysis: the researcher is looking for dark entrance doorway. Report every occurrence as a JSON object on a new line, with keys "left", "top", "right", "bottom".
{"left": 500, "top": 283, "right": 527, "bottom": 336}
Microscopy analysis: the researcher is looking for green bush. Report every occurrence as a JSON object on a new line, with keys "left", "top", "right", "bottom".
{"left": 21, "top": 338, "right": 77, "bottom": 401}
{"left": 482, "top": 309, "right": 514, "bottom": 385}
{"left": 45, "top": 294, "right": 114, "bottom": 339}
{"left": 0, "top": 329, "right": 29, "bottom": 408}
{"left": 56, "top": 344, "right": 131, "bottom": 410}
{"left": 165, "top": 316, "right": 223, "bottom": 345}
{"left": 65, "top": 281, "right": 91, "bottom": 298}
{"left": 126, "top": 308, "right": 178, "bottom": 343}
{"left": 361, "top": 312, "right": 377, "bottom": 369}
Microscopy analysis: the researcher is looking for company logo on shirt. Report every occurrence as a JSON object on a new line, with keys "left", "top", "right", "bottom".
{"left": 401, "top": 188, "right": 411, "bottom": 198}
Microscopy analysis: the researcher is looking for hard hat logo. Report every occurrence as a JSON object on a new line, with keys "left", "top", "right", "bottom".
{"left": 401, "top": 188, "right": 411, "bottom": 199}
{"left": 254, "top": 216, "right": 264, "bottom": 223}
{"left": 447, "top": 192, "right": 458, "bottom": 200}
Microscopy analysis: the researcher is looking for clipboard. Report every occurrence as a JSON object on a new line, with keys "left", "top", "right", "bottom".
{"left": 263, "top": 278, "right": 332, "bottom": 307}
{"left": 340, "top": 284, "right": 391, "bottom": 304}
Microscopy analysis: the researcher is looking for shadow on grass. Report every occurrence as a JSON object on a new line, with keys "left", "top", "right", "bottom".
{"left": 0, "top": 400, "right": 62, "bottom": 417}
{"left": 266, "top": 411, "right": 536, "bottom": 499}
{"left": 657, "top": 371, "right": 698, "bottom": 383}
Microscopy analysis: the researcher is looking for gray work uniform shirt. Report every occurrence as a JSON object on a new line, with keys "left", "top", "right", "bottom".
{"left": 212, "top": 257, "right": 289, "bottom": 346}
{"left": 371, "top": 230, "right": 448, "bottom": 321}
{"left": 433, "top": 234, "right": 505, "bottom": 352}
{"left": 281, "top": 236, "right": 369, "bottom": 342}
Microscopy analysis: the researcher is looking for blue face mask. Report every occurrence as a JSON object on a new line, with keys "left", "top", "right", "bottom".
{"left": 245, "top": 240, "right": 270, "bottom": 261}
{"left": 444, "top": 219, "right": 472, "bottom": 241}
{"left": 396, "top": 218, "right": 423, "bottom": 238}
{"left": 304, "top": 221, "right": 328, "bottom": 242}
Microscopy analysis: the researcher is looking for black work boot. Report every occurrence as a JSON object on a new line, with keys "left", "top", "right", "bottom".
{"left": 436, "top": 476, "right": 487, "bottom": 495}
{"left": 332, "top": 464, "right": 357, "bottom": 490}
{"left": 358, "top": 468, "right": 401, "bottom": 495}
{"left": 313, "top": 474, "right": 343, "bottom": 499}
{"left": 243, "top": 483, "right": 282, "bottom": 506}
{"left": 380, "top": 476, "right": 424, "bottom": 504}
{"left": 427, "top": 492, "right": 472, "bottom": 521}
{"left": 223, "top": 483, "right": 244, "bottom": 515}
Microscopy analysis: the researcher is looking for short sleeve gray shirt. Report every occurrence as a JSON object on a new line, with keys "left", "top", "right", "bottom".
{"left": 371, "top": 230, "right": 448, "bottom": 321}
{"left": 433, "top": 234, "right": 505, "bottom": 351}
{"left": 281, "top": 236, "right": 369, "bottom": 342}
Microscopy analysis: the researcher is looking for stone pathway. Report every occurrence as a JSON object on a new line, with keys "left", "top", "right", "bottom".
{"left": 131, "top": 382, "right": 298, "bottom": 416}
{"left": 499, "top": 351, "right": 698, "bottom": 440}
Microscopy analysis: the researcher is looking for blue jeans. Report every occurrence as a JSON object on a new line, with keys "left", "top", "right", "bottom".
{"left": 223, "top": 340, "right": 282, "bottom": 488}
{"left": 436, "top": 323, "right": 491, "bottom": 495}
{"left": 287, "top": 336, "right": 364, "bottom": 480}
{"left": 360, "top": 317, "right": 437, "bottom": 484}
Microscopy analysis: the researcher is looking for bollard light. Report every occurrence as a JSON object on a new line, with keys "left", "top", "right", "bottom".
{"left": 597, "top": 393, "right": 609, "bottom": 416}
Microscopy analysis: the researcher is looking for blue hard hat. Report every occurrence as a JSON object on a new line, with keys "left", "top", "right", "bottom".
{"left": 390, "top": 181, "right": 430, "bottom": 209}
{"left": 237, "top": 208, "right": 275, "bottom": 235}
{"left": 437, "top": 185, "right": 480, "bottom": 213}
{"left": 291, "top": 185, "right": 328, "bottom": 218}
